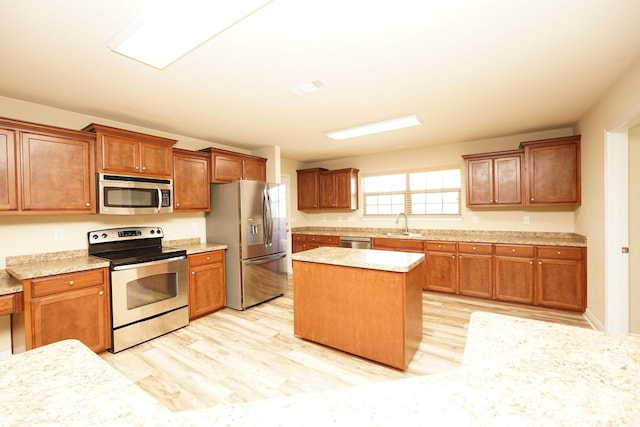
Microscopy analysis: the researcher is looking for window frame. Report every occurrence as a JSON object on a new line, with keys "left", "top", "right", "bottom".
{"left": 361, "top": 165, "right": 462, "bottom": 218}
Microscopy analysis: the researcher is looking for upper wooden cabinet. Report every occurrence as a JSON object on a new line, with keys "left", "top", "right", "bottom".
{"left": 297, "top": 167, "right": 359, "bottom": 211}
{"left": 319, "top": 168, "right": 359, "bottom": 210}
{"left": 462, "top": 135, "right": 581, "bottom": 208}
{"left": 83, "top": 123, "right": 176, "bottom": 178}
{"left": 462, "top": 150, "right": 523, "bottom": 207}
{"left": 0, "top": 117, "right": 96, "bottom": 215}
{"left": 296, "top": 168, "right": 326, "bottom": 210}
{"left": 520, "top": 135, "right": 581, "bottom": 206}
{"left": 173, "top": 149, "right": 210, "bottom": 212}
{"left": 200, "top": 147, "right": 267, "bottom": 183}
{"left": 0, "top": 127, "right": 18, "bottom": 212}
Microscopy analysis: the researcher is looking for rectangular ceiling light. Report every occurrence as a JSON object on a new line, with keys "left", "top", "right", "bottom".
{"left": 108, "top": 0, "right": 273, "bottom": 69}
{"left": 326, "top": 114, "right": 423, "bottom": 140}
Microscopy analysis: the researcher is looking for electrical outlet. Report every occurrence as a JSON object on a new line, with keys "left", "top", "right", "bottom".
{"left": 523, "top": 216, "right": 530, "bottom": 225}
{"left": 54, "top": 229, "right": 64, "bottom": 240}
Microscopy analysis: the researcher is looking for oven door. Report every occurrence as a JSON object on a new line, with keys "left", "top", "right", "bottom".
{"left": 110, "top": 256, "right": 187, "bottom": 328}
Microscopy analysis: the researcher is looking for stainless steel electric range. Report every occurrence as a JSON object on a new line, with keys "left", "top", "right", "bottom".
{"left": 88, "top": 226, "right": 188, "bottom": 353}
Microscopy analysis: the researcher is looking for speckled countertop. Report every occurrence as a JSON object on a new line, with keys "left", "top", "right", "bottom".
{"left": 1, "top": 238, "right": 227, "bottom": 295}
{"left": 2, "top": 312, "right": 639, "bottom": 425}
{"left": 292, "top": 246, "right": 424, "bottom": 272}
{"left": 293, "top": 227, "right": 587, "bottom": 247}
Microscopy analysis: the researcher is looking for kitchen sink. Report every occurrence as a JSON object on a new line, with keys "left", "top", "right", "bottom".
{"left": 381, "top": 232, "right": 424, "bottom": 237}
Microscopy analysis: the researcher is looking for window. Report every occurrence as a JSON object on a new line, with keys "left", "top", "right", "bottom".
{"left": 363, "top": 167, "right": 461, "bottom": 216}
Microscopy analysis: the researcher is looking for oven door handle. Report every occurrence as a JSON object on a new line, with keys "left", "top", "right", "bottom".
{"left": 112, "top": 255, "right": 187, "bottom": 271}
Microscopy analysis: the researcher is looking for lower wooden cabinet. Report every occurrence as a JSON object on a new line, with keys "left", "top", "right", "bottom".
{"left": 535, "top": 246, "right": 585, "bottom": 311}
{"left": 24, "top": 268, "right": 110, "bottom": 353}
{"left": 494, "top": 244, "right": 535, "bottom": 304}
{"left": 458, "top": 243, "right": 493, "bottom": 299}
{"left": 188, "top": 250, "right": 226, "bottom": 320}
{"left": 425, "top": 242, "right": 457, "bottom": 293}
{"left": 292, "top": 234, "right": 339, "bottom": 253}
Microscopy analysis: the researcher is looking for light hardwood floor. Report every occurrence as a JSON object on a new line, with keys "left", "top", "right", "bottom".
{"left": 101, "top": 280, "right": 591, "bottom": 412}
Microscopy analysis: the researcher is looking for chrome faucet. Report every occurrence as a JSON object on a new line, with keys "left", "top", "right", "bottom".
{"left": 395, "top": 212, "right": 409, "bottom": 233}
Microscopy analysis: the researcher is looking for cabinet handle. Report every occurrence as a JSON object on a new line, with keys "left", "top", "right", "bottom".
{"left": 85, "top": 202, "right": 90, "bottom": 207}
{"left": 68, "top": 280, "right": 75, "bottom": 286}
{"left": 458, "top": 255, "right": 462, "bottom": 259}
{"left": 192, "top": 271, "right": 196, "bottom": 275}
{"left": 538, "top": 261, "right": 542, "bottom": 265}
{"left": 556, "top": 251, "right": 561, "bottom": 255}
{"left": 512, "top": 248, "right": 516, "bottom": 253}
{"left": 142, "top": 166, "right": 146, "bottom": 170}
{"left": 438, "top": 244, "right": 442, "bottom": 248}
{"left": 206, "top": 256, "right": 211, "bottom": 261}
{"left": 472, "top": 246, "right": 476, "bottom": 251}
{"left": 529, "top": 261, "right": 533, "bottom": 265}
{"left": 451, "top": 255, "right": 455, "bottom": 259}
{"left": 176, "top": 203, "right": 181, "bottom": 207}
{"left": 135, "top": 166, "right": 139, "bottom": 170}
{"left": 490, "top": 200, "right": 493, "bottom": 203}
{"left": 531, "top": 198, "right": 535, "bottom": 201}
{"left": 99, "top": 291, "right": 104, "bottom": 296}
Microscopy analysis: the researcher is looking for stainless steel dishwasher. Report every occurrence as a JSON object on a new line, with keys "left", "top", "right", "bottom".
{"left": 339, "top": 236, "right": 372, "bottom": 249}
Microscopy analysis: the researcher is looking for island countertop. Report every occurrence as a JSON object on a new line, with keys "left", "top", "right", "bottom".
{"left": 292, "top": 246, "right": 424, "bottom": 273}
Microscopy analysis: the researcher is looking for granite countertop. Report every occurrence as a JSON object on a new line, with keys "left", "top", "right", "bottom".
{"left": 6, "top": 256, "right": 110, "bottom": 281}
{"left": 0, "top": 270, "right": 22, "bottom": 296}
{"left": 292, "top": 246, "right": 424, "bottom": 273}
{"left": 292, "top": 227, "right": 587, "bottom": 247}
{"left": 163, "top": 238, "right": 228, "bottom": 255}
{"left": 2, "top": 312, "right": 639, "bottom": 425}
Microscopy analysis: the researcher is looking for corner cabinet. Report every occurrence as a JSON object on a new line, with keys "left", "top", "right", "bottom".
{"left": 188, "top": 250, "right": 226, "bottom": 320}
{"left": 462, "top": 150, "right": 523, "bottom": 207}
{"left": 23, "top": 268, "right": 111, "bottom": 353}
{"left": 83, "top": 123, "right": 176, "bottom": 178}
{"left": 0, "top": 117, "right": 96, "bottom": 215}
{"left": 520, "top": 135, "right": 581, "bottom": 206}
{"left": 201, "top": 147, "right": 267, "bottom": 183}
{"left": 297, "top": 167, "right": 359, "bottom": 211}
{"left": 173, "top": 149, "right": 210, "bottom": 212}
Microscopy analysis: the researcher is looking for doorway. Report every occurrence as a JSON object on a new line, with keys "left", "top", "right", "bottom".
{"left": 605, "top": 111, "right": 640, "bottom": 336}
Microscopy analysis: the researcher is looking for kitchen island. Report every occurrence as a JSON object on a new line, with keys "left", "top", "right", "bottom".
{"left": 292, "top": 246, "right": 425, "bottom": 370}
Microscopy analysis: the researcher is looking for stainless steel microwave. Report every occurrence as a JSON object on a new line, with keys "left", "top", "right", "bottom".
{"left": 98, "top": 173, "right": 173, "bottom": 215}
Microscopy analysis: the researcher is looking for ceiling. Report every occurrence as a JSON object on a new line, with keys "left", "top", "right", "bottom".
{"left": 2, "top": 1, "right": 640, "bottom": 162}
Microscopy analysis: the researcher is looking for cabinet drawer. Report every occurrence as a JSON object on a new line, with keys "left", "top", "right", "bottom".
{"left": 189, "top": 250, "right": 224, "bottom": 268}
{"left": 425, "top": 241, "right": 457, "bottom": 252}
{"left": 536, "top": 246, "right": 584, "bottom": 260}
{"left": 30, "top": 269, "right": 105, "bottom": 298}
{"left": 0, "top": 294, "right": 15, "bottom": 315}
{"left": 373, "top": 238, "right": 424, "bottom": 252}
{"left": 306, "top": 235, "right": 339, "bottom": 245}
{"left": 495, "top": 244, "right": 535, "bottom": 258}
{"left": 292, "top": 234, "right": 307, "bottom": 242}
{"left": 457, "top": 242, "right": 492, "bottom": 255}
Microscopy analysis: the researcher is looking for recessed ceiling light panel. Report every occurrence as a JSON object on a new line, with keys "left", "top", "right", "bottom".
{"left": 326, "top": 114, "right": 422, "bottom": 140}
{"left": 108, "top": 0, "right": 273, "bottom": 69}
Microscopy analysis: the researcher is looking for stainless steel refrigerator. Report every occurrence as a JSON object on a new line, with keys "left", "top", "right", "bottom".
{"left": 206, "top": 180, "right": 288, "bottom": 310}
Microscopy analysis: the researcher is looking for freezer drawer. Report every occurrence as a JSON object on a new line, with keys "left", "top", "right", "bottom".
{"left": 234, "top": 252, "right": 288, "bottom": 310}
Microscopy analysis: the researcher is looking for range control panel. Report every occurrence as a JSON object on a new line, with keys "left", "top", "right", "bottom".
{"left": 88, "top": 227, "right": 164, "bottom": 244}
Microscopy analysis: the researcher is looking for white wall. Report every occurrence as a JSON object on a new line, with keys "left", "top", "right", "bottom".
{"left": 283, "top": 127, "right": 577, "bottom": 233}
{"left": 629, "top": 124, "right": 640, "bottom": 334}
{"left": 575, "top": 57, "right": 640, "bottom": 326}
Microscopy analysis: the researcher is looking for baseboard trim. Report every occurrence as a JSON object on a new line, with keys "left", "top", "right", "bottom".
{"left": 0, "top": 349, "right": 12, "bottom": 360}
{"left": 583, "top": 308, "right": 605, "bottom": 331}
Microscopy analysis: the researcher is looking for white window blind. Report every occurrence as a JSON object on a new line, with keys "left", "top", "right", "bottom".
{"left": 363, "top": 167, "right": 461, "bottom": 216}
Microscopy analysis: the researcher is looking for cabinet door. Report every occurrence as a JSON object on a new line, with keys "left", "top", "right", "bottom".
{"left": 243, "top": 158, "right": 266, "bottom": 182}
{"left": 212, "top": 154, "right": 243, "bottom": 182}
{"left": 0, "top": 128, "right": 18, "bottom": 211}
{"left": 99, "top": 134, "right": 140, "bottom": 174}
{"left": 173, "top": 150, "right": 210, "bottom": 211}
{"left": 21, "top": 132, "right": 95, "bottom": 213}
{"left": 523, "top": 137, "right": 580, "bottom": 205}
{"left": 189, "top": 251, "right": 226, "bottom": 320}
{"left": 458, "top": 243, "right": 493, "bottom": 299}
{"left": 535, "top": 258, "right": 585, "bottom": 311}
{"left": 319, "top": 171, "right": 337, "bottom": 209}
{"left": 297, "top": 169, "right": 322, "bottom": 210}
{"left": 495, "top": 257, "right": 534, "bottom": 304}
{"left": 494, "top": 155, "right": 522, "bottom": 205}
{"left": 425, "top": 251, "right": 457, "bottom": 293}
{"left": 140, "top": 142, "right": 172, "bottom": 177}
{"left": 466, "top": 158, "right": 493, "bottom": 205}
{"left": 32, "top": 285, "right": 109, "bottom": 352}
{"left": 334, "top": 169, "right": 358, "bottom": 209}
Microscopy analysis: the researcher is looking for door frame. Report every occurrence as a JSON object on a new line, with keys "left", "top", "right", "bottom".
{"left": 604, "top": 104, "right": 640, "bottom": 334}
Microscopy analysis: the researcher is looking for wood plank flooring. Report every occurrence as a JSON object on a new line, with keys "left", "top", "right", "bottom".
{"left": 100, "top": 280, "right": 591, "bottom": 412}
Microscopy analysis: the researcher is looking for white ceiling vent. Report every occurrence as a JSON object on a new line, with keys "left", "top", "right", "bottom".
{"left": 288, "top": 79, "right": 326, "bottom": 96}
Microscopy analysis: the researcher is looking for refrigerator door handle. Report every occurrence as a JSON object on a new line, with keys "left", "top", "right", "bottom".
{"left": 243, "top": 252, "right": 286, "bottom": 265}
{"left": 262, "top": 188, "right": 273, "bottom": 247}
